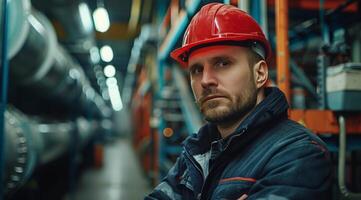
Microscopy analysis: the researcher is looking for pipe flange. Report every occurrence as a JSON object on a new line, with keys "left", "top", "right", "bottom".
{"left": 5, "top": 113, "right": 29, "bottom": 194}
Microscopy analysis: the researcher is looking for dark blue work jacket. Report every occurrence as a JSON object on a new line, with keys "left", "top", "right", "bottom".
{"left": 146, "top": 87, "right": 332, "bottom": 200}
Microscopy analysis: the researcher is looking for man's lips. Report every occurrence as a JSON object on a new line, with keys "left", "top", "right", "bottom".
{"left": 200, "top": 95, "right": 226, "bottom": 104}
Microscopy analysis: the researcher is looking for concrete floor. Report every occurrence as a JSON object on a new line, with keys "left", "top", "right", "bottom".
{"left": 64, "top": 138, "right": 151, "bottom": 200}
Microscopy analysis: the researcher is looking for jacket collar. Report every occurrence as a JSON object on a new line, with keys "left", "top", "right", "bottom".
{"left": 236, "top": 87, "right": 289, "bottom": 131}
{"left": 184, "top": 87, "right": 289, "bottom": 155}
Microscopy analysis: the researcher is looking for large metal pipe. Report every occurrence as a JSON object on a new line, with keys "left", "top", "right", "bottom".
{"left": 32, "top": 0, "right": 93, "bottom": 42}
{"left": 1, "top": 1, "right": 110, "bottom": 196}
{"left": 5, "top": 108, "right": 42, "bottom": 196}
{"left": 5, "top": 0, "right": 31, "bottom": 59}
{"left": 32, "top": 0, "right": 98, "bottom": 66}
{"left": 4, "top": 107, "right": 101, "bottom": 196}
{"left": 31, "top": 0, "right": 102, "bottom": 94}
{"left": 2, "top": 3, "right": 110, "bottom": 119}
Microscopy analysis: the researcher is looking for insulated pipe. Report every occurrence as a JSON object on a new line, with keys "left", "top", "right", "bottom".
{"left": 31, "top": 0, "right": 90, "bottom": 40}
{"left": 4, "top": 107, "right": 100, "bottom": 196}
{"left": 3, "top": 7, "right": 110, "bottom": 119}
{"left": 31, "top": 0, "right": 97, "bottom": 65}
{"left": 10, "top": 10, "right": 59, "bottom": 87}
{"left": 275, "top": 0, "right": 291, "bottom": 103}
{"left": 5, "top": 0, "right": 31, "bottom": 59}
{"left": 31, "top": 0, "right": 101, "bottom": 94}
{"left": 4, "top": 109, "right": 41, "bottom": 195}
{"left": 37, "top": 118, "right": 98, "bottom": 164}
{"left": 45, "top": 1, "right": 96, "bottom": 65}
{"left": 48, "top": 2, "right": 94, "bottom": 42}
{"left": 338, "top": 115, "right": 361, "bottom": 199}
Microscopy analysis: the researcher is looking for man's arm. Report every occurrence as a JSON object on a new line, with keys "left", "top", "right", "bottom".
{"left": 247, "top": 139, "right": 333, "bottom": 200}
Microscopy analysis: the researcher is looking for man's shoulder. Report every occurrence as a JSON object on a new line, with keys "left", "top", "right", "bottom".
{"left": 270, "top": 118, "right": 316, "bottom": 137}
{"left": 265, "top": 118, "right": 328, "bottom": 150}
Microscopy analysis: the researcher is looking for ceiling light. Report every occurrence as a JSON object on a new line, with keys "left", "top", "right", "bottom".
{"left": 106, "top": 78, "right": 123, "bottom": 111}
{"left": 79, "top": 3, "right": 93, "bottom": 32}
{"left": 100, "top": 45, "right": 113, "bottom": 62}
{"left": 106, "top": 77, "right": 117, "bottom": 86}
{"left": 90, "top": 46, "right": 100, "bottom": 63}
{"left": 104, "top": 64, "right": 116, "bottom": 77}
{"left": 93, "top": 7, "right": 110, "bottom": 32}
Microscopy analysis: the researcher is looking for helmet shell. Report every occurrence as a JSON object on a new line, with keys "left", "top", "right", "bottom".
{"left": 170, "top": 3, "right": 272, "bottom": 67}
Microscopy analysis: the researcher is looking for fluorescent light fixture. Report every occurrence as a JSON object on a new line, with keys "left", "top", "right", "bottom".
{"left": 100, "top": 45, "right": 113, "bottom": 62}
{"left": 93, "top": 7, "right": 110, "bottom": 32}
{"left": 106, "top": 77, "right": 123, "bottom": 111}
{"left": 90, "top": 46, "right": 100, "bottom": 63}
{"left": 106, "top": 77, "right": 117, "bottom": 86}
{"left": 79, "top": 3, "right": 93, "bottom": 32}
{"left": 104, "top": 64, "right": 116, "bottom": 77}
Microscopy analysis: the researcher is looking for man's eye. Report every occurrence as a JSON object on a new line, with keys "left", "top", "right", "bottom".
{"left": 190, "top": 67, "right": 202, "bottom": 75}
{"left": 215, "top": 60, "right": 230, "bottom": 68}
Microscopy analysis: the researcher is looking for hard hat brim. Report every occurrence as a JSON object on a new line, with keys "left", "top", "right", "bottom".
{"left": 170, "top": 34, "right": 272, "bottom": 68}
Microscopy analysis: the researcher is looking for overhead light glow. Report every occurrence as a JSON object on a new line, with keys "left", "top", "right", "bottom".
{"left": 106, "top": 77, "right": 117, "bottom": 86}
{"left": 100, "top": 45, "right": 113, "bottom": 62}
{"left": 106, "top": 77, "right": 123, "bottom": 111}
{"left": 90, "top": 46, "right": 100, "bottom": 64}
{"left": 93, "top": 7, "right": 110, "bottom": 32}
{"left": 78, "top": 3, "right": 93, "bottom": 32}
{"left": 104, "top": 65, "right": 116, "bottom": 77}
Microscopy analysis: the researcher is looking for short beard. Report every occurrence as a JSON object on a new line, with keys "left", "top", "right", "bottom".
{"left": 204, "top": 91, "right": 257, "bottom": 124}
{"left": 198, "top": 80, "right": 258, "bottom": 125}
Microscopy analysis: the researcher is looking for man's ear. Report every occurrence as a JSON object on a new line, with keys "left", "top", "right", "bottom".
{"left": 253, "top": 60, "right": 268, "bottom": 89}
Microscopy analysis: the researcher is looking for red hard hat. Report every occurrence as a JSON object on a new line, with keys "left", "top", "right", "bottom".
{"left": 170, "top": 3, "right": 272, "bottom": 68}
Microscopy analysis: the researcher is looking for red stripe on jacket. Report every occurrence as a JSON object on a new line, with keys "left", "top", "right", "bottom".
{"left": 219, "top": 177, "right": 257, "bottom": 184}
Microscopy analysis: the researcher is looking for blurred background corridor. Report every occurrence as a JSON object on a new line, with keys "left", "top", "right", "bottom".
{"left": 0, "top": 0, "right": 361, "bottom": 199}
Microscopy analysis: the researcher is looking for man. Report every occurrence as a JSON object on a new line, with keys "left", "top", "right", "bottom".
{"left": 146, "top": 3, "right": 332, "bottom": 200}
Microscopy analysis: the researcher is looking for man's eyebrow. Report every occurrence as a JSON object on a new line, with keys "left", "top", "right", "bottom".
{"left": 189, "top": 62, "right": 202, "bottom": 72}
{"left": 188, "top": 55, "right": 234, "bottom": 72}
{"left": 210, "top": 55, "right": 233, "bottom": 63}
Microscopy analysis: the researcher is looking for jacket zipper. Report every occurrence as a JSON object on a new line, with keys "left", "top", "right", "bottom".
{"left": 183, "top": 129, "right": 247, "bottom": 199}
{"left": 184, "top": 147, "right": 222, "bottom": 200}
{"left": 184, "top": 148, "right": 205, "bottom": 199}
{"left": 201, "top": 129, "right": 247, "bottom": 200}
{"left": 223, "top": 128, "right": 247, "bottom": 150}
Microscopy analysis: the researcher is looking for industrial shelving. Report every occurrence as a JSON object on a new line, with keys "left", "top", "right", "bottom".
{"left": 152, "top": 0, "right": 361, "bottom": 198}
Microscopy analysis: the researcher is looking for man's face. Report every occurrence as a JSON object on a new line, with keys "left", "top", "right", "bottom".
{"left": 188, "top": 45, "right": 258, "bottom": 124}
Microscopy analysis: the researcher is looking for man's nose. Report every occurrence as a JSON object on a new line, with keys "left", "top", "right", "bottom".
{"left": 200, "top": 67, "right": 218, "bottom": 88}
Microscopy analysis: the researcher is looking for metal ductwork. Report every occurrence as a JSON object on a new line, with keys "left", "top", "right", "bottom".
{"left": 41, "top": 0, "right": 97, "bottom": 63}
{"left": 4, "top": 107, "right": 102, "bottom": 196}
{"left": 4, "top": 108, "right": 39, "bottom": 196}
{"left": 1, "top": 0, "right": 112, "bottom": 195}
{"left": 31, "top": 0, "right": 93, "bottom": 43}
{"left": 4, "top": 0, "right": 110, "bottom": 119}
{"left": 31, "top": 0, "right": 101, "bottom": 92}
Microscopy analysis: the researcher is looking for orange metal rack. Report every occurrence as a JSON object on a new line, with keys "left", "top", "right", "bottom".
{"left": 275, "top": 0, "right": 361, "bottom": 135}
{"left": 290, "top": 110, "right": 361, "bottom": 134}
